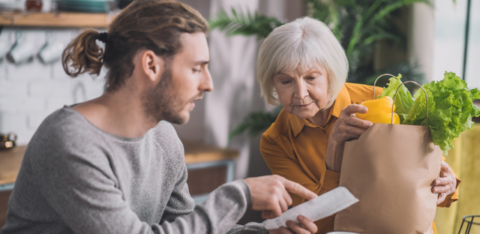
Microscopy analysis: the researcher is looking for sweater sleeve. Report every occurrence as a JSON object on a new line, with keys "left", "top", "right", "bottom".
{"left": 160, "top": 163, "right": 195, "bottom": 224}
{"left": 29, "top": 144, "right": 260, "bottom": 234}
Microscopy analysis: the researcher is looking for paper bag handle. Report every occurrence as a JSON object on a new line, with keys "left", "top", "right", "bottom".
{"left": 392, "top": 81, "right": 428, "bottom": 125}
{"left": 372, "top": 73, "right": 395, "bottom": 99}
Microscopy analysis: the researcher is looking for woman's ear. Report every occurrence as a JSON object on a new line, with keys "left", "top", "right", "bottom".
{"left": 141, "top": 50, "right": 164, "bottom": 83}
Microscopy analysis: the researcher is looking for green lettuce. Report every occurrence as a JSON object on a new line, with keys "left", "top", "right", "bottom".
{"left": 379, "top": 74, "right": 414, "bottom": 123}
{"left": 381, "top": 72, "right": 480, "bottom": 155}
{"left": 403, "top": 72, "right": 480, "bottom": 155}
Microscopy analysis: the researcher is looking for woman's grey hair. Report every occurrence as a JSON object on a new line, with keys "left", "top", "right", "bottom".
{"left": 256, "top": 17, "right": 348, "bottom": 107}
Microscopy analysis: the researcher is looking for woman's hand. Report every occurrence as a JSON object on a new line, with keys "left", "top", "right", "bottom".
{"left": 432, "top": 161, "right": 457, "bottom": 204}
{"left": 268, "top": 215, "right": 318, "bottom": 234}
{"left": 326, "top": 104, "right": 373, "bottom": 172}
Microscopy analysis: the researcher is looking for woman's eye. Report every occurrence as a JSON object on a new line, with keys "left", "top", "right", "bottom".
{"left": 282, "top": 81, "right": 291, "bottom": 85}
{"left": 306, "top": 76, "right": 316, "bottom": 81}
{"left": 192, "top": 68, "right": 201, "bottom": 73}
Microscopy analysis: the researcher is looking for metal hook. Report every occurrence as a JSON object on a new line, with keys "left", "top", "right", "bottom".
{"left": 14, "top": 30, "right": 22, "bottom": 40}
{"left": 45, "top": 30, "right": 53, "bottom": 41}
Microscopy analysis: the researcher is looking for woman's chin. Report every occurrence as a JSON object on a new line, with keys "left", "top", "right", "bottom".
{"left": 291, "top": 108, "right": 318, "bottom": 120}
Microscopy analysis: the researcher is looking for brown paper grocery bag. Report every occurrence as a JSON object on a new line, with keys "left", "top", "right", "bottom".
{"left": 333, "top": 123, "right": 442, "bottom": 233}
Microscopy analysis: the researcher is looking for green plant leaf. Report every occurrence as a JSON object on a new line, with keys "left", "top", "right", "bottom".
{"left": 228, "top": 106, "right": 282, "bottom": 141}
{"left": 208, "top": 8, "right": 283, "bottom": 40}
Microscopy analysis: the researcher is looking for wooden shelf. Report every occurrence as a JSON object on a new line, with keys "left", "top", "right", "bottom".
{"left": 183, "top": 140, "right": 239, "bottom": 164}
{"left": 0, "top": 141, "right": 238, "bottom": 187}
{"left": 0, "top": 146, "right": 26, "bottom": 186}
{"left": 0, "top": 12, "right": 118, "bottom": 28}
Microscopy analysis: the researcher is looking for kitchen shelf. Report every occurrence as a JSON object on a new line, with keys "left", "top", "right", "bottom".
{"left": 0, "top": 12, "right": 118, "bottom": 28}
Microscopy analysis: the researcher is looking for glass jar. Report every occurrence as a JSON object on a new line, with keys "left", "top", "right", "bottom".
{"left": 26, "top": 0, "right": 43, "bottom": 12}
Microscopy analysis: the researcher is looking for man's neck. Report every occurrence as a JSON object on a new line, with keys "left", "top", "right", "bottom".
{"left": 72, "top": 88, "right": 158, "bottom": 139}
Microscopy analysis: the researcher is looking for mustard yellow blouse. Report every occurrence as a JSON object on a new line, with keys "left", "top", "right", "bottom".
{"left": 260, "top": 83, "right": 459, "bottom": 234}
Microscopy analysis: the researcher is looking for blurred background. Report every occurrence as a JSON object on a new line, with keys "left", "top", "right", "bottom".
{"left": 0, "top": 0, "right": 479, "bottom": 233}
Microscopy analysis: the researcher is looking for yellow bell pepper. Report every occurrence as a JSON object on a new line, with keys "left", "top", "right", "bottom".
{"left": 356, "top": 96, "right": 400, "bottom": 124}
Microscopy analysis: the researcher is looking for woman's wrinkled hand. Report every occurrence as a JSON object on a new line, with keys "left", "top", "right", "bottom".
{"left": 268, "top": 215, "right": 318, "bottom": 234}
{"left": 326, "top": 104, "right": 373, "bottom": 172}
{"left": 432, "top": 161, "right": 457, "bottom": 204}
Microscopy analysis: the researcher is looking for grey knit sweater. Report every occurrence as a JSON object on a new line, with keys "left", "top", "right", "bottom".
{"left": 1, "top": 107, "right": 267, "bottom": 234}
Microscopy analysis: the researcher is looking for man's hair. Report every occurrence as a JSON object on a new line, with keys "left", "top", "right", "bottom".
{"left": 256, "top": 17, "right": 348, "bottom": 108}
{"left": 62, "top": 0, "right": 208, "bottom": 92}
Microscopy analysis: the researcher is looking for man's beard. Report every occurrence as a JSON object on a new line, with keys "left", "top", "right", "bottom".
{"left": 142, "top": 64, "right": 186, "bottom": 125}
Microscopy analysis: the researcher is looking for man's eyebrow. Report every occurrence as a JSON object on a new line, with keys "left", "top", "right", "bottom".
{"left": 195, "top": 60, "right": 209, "bottom": 65}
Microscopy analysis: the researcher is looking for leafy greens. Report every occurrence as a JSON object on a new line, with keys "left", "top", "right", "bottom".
{"left": 381, "top": 72, "right": 480, "bottom": 155}
{"left": 379, "top": 74, "right": 414, "bottom": 123}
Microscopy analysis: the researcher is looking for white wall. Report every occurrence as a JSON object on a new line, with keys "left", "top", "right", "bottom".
{"left": 465, "top": 0, "right": 480, "bottom": 88}
{"left": 0, "top": 28, "right": 105, "bottom": 145}
{"left": 205, "top": 0, "right": 259, "bottom": 180}
{"left": 409, "top": 1, "right": 435, "bottom": 82}
{"left": 432, "top": 0, "right": 479, "bottom": 88}
{"left": 432, "top": 0, "right": 468, "bottom": 82}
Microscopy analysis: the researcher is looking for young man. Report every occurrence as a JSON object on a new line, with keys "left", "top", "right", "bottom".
{"left": 1, "top": 1, "right": 318, "bottom": 234}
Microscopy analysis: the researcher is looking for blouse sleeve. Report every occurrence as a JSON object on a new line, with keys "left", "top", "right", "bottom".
{"left": 260, "top": 134, "right": 339, "bottom": 206}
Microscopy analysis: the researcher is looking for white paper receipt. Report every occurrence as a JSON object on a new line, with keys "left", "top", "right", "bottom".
{"left": 263, "top": 186, "right": 359, "bottom": 230}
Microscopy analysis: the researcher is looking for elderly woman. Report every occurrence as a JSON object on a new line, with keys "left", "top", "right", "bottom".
{"left": 257, "top": 17, "right": 460, "bottom": 234}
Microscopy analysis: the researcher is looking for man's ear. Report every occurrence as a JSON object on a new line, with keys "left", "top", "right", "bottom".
{"left": 141, "top": 50, "right": 164, "bottom": 83}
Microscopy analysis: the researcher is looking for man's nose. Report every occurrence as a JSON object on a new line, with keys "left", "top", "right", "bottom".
{"left": 201, "top": 68, "right": 214, "bottom": 92}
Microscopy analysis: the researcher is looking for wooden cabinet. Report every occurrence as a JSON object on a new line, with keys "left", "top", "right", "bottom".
{"left": 182, "top": 140, "right": 238, "bottom": 204}
{"left": 0, "top": 141, "right": 238, "bottom": 228}
{"left": 0, "top": 147, "right": 25, "bottom": 192}
{"left": 0, "top": 190, "right": 11, "bottom": 228}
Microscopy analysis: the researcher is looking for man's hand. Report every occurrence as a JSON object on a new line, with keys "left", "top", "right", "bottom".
{"left": 268, "top": 215, "right": 318, "bottom": 234}
{"left": 326, "top": 104, "right": 373, "bottom": 172}
{"left": 244, "top": 175, "right": 317, "bottom": 219}
{"left": 432, "top": 161, "right": 457, "bottom": 204}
